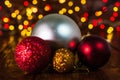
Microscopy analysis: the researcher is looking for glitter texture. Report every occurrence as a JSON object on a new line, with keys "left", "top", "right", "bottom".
{"left": 15, "top": 36, "right": 51, "bottom": 73}
{"left": 53, "top": 48, "right": 74, "bottom": 73}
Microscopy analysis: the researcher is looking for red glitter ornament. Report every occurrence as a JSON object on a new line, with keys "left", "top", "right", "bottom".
{"left": 77, "top": 35, "right": 111, "bottom": 70}
{"left": 15, "top": 36, "right": 51, "bottom": 73}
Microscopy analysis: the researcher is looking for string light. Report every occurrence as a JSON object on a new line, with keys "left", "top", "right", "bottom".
{"left": 11, "top": 13, "right": 17, "bottom": 18}
{"left": 24, "top": 1, "right": 29, "bottom": 7}
{"left": 18, "top": 24, "right": 23, "bottom": 30}
{"left": 81, "top": 0, "right": 86, "bottom": 5}
{"left": 110, "top": 16, "right": 115, "bottom": 22}
{"left": 88, "top": 24, "right": 93, "bottom": 29}
{"left": 113, "top": 12, "right": 118, "bottom": 17}
{"left": 9, "top": 25, "right": 14, "bottom": 31}
{"left": 44, "top": 4, "right": 51, "bottom": 11}
{"left": 95, "top": 11, "right": 102, "bottom": 17}
{"left": 68, "top": 9, "right": 73, "bottom": 14}
{"left": 74, "top": 6, "right": 80, "bottom": 12}
{"left": 116, "top": 26, "right": 120, "bottom": 31}
{"left": 80, "top": 17, "right": 86, "bottom": 23}
{"left": 31, "top": 7, "right": 38, "bottom": 13}
{"left": 59, "top": 0, "right": 66, "bottom": 4}
{"left": 23, "top": 20, "right": 29, "bottom": 26}
{"left": 113, "top": 7, "right": 119, "bottom": 12}
{"left": 28, "top": 15, "right": 33, "bottom": 20}
{"left": 38, "top": 14, "right": 43, "bottom": 19}
{"left": 62, "top": 8, "right": 67, "bottom": 13}
{"left": 32, "top": 0, "right": 38, "bottom": 5}
{"left": 2, "top": 17, "right": 10, "bottom": 23}
{"left": 17, "top": 15, "right": 22, "bottom": 20}
{"left": 107, "top": 26, "right": 114, "bottom": 34}
{"left": 68, "top": 1, "right": 73, "bottom": 7}
{"left": 100, "top": 24, "right": 105, "bottom": 29}
{"left": 0, "top": 6, "right": 2, "bottom": 10}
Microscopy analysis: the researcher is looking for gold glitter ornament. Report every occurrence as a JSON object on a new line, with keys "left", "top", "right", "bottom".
{"left": 53, "top": 48, "right": 74, "bottom": 73}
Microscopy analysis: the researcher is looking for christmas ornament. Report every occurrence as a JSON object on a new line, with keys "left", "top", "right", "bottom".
{"left": 15, "top": 36, "right": 51, "bottom": 73}
{"left": 53, "top": 48, "right": 74, "bottom": 73}
{"left": 77, "top": 35, "right": 111, "bottom": 69}
{"left": 31, "top": 14, "right": 81, "bottom": 48}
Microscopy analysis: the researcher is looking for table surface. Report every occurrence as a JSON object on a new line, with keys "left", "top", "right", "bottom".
{"left": 0, "top": 32, "right": 120, "bottom": 80}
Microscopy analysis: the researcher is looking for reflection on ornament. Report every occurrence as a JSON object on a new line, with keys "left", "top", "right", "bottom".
{"left": 53, "top": 48, "right": 74, "bottom": 73}
{"left": 31, "top": 14, "right": 81, "bottom": 48}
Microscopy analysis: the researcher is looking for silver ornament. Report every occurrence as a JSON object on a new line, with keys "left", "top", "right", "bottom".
{"left": 31, "top": 14, "right": 81, "bottom": 48}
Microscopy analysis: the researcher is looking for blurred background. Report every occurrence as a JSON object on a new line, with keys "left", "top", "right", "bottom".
{"left": 0, "top": 0, "right": 120, "bottom": 80}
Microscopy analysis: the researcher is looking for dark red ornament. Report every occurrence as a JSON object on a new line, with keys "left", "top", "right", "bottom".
{"left": 77, "top": 35, "right": 111, "bottom": 69}
{"left": 15, "top": 36, "right": 51, "bottom": 73}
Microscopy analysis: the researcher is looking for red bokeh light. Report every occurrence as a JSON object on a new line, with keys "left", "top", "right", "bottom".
{"left": 102, "top": 6, "right": 108, "bottom": 12}
{"left": 92, "top": 20, "right": 98, "bottom": 27}
{"left": 116, "top": 26, "right": 120, "bottom": 31}
{"left": 115, "top": 2, "right": 120, "bottom": 7}
{"left": 0, "top": 5, "right": 2, "bottom": 11}
{"left": 100, "top": 24, "right": 105, "bottom": 29}
{"left": 4, "top": 24, "right": 9, "bottom": 29}
{"left": 113, "top": 12, "right": 118, "bottom": 17}
{"left": 102, "top": 0, "right": 108, "bottom": 3}
{"left": 83, "top": 12, "right": 89, "bottom": 17}
{"left": 110, "top": 16, "right": 115, "bottom": 22}
{"left": 24, "top": 1, "right": 29, "bottom": 7}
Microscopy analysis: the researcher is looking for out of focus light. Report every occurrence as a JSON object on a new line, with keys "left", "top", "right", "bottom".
{"left": 44, "top": 4, "right": 51, "bottom": 11}
{"left": 32, "top": 0, "right": 38, "bottom": 5}
{"left": 68, "top": 9, "right": 73, "bottom": 14}
{"left": 59, "top": 10, "right": 64, "bottom": 14}
{"left": 113, "top": 7, "right": 119, "bottom": 12}
{"left": 102, "top": 0, "right": 108, "bottom": 3}
{"left": 32, "top": 7, "right": 38, "bottom": 13}
{"left": 74, "top": 6, "right": 80, "bottom": 12}
{"left": 59, "top": 0, "right": 66, "bottom": 4}
{"left": 11, "top": 13, "right": 17, "bottom": 18}
{"left": 7, "top": 3, "right": 12, "bottom": 8}
{"left": 0, "top": 6, "right": 2, "bottom": 10}
{"left": 9, "top": 25, "right": 14, "bottom": 31}
{"left": 4, "top": 24, "right": 9, "bottom": 29}
{"left": 107, "top": 33, "right": 113, "bottom": 43}
{"left": 107, "top": 26, "right": 114, "bottom": 34}
{"left": 38, "top": 14, "right": 43, "bottom": 19}
{"left": 24, "top": 1, "right": 29, "bottom": 6}
{"left": 113, "top": 12, "right": 118, "bottom": 17}
{"left": 110, "top": 16, "right": 115, "bottom": 22}
{"left": 18, "top": 25, "right": 23, "bottom": 30}
{"left": 23, "top": 20, "right": 29, "bottom": 26}
{"left": 116, "top": 26, "right": 120, "bottom": 31}
{"left": 88, "top": 24, "right": 93, "bottom": 29}
{"left": 81, "top": 0, "right": 86, "bottom": 5}
{"left": 95, "top": 11, "right": 102, "bottom": 17}
{"left": 100, "top": 24, "right": 105, "bottom": 29}
{"left": 28, "top": 15, "right": 33, "bottom": 20}
{"left": 81, "top": 17, "right": 86, "bottom": 23}
{"left": 2, "top": 17, "right": 10, "bottom": 23}
{"left": 83, "top": 12, "right": 89, "bottom": 17}
{"left": 62, "top": 8, "right": 67, "bottom": 13}
{"left": 68, "top": 1, "right": 73, "bottom": 7}
{"left": 17, "top": 15, "right": 22, "bottom": 20}
{"left": 15, "top": 10, "right": 19, "bottom": 15}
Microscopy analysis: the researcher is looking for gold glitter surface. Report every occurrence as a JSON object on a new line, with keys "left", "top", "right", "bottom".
{"left": 53, "top": 48, "right": 74, "bottom": 73}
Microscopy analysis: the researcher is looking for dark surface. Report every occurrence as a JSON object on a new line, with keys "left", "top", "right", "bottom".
{"left": 0, "top": 31, "right": 120, "bottom": 80}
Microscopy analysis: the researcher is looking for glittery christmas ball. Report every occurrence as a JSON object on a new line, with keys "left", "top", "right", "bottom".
{"left": 53, "top": 48, "right": 74, "bottom": 73}
{"left": 15, "top": 36, "right": 51, "bottom": 73}
{"left": 77, "top": 35, "right": 111, "bottom": 69}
